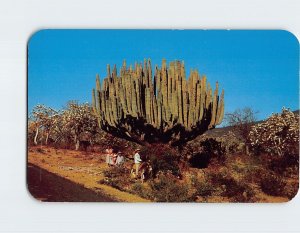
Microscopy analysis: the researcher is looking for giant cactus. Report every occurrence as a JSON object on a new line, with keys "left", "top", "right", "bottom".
{"left": 92, "top": 59, "right": 224, "bottom": 145}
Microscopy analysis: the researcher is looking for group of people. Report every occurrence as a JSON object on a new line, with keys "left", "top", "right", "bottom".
{"left": 105, "top": 148, "right": 125, "bottom": 166}
{"left": 105, "top": 147, "right": 143, "bottom": 177}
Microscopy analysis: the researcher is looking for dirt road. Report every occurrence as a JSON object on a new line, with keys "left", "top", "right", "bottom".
{"left": 27, "top": 163, "right": 116, "bottom": 202}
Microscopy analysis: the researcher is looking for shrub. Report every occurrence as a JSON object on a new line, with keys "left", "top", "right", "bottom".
{"left": 150, "top": 153, "right": 181, "bottom": 177}
{"left": 283, "top": 181, "right": 299, "bottom": 200}
{"left": 267, "top": 154, "right": 299, "bottom": 175}
{"left": 249, "top": 108, "right": 299, "bottom": 160}
{"left": 209, "top": 171, "right": 255, "bottom": 202}
{"left": 131, "top": 182, "right": 153, "bottom": 199}
{"left": 188, "top": 132, "right": 243, "bottom": 168}
{"left": 189, "top": 152, "right": 210, "bottom": 168}
{"left": 94, "top": 132, "right": 139, "bottom": 156}
{"left": 239, "top": 165, "right": 265, "bottom": 184}
{"left": 102, "top": 166, "right": 132, "bottom": 191}
{"left": 149, "top": 172, "right": 191, "bottom": 202}
{"left": 217, "top": 131, "right": 243, "bottom": 154}
{"left": 140, "top": 143, "right": 178, "bottom": 159}
{"left": 260, "top": 172, "right": 286, "bottom": 196}
{"left": 201, "top": 138, "right": 225, "bottom": 161}
{"left": 140, "top": 144, "right": 181, "bottom": 177}
{"left": 189, "top": 138, "right": 226, "bottom": 167}
{"left": 191, "top": 176, "right": 215, "bottom": 198}
{"left": 224, "top": 107, "right": 258, "bottom": 144}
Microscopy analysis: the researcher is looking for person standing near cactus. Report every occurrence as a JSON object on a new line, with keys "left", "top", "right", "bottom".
{"left": 105, "top": 147, "right": 114, "bottom": 166}
{"left": 134, "top": 149, "right": 142, "bottom": 177}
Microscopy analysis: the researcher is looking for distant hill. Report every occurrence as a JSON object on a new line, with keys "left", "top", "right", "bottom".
{"left": 203, "top": 109, "right": 299, "bottom": 138}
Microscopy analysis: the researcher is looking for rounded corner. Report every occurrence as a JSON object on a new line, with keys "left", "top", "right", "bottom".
{"left": 285, "top": 183, "right": 300, "bottom": 203}
{"left": 26, "top": 180, "right": 44, "bottom": 203}
{"left": 280, "top": 30, "right": 300, "bottom": 46}
{"left": 27, "top": 29, "right": 48, "bottom": 49}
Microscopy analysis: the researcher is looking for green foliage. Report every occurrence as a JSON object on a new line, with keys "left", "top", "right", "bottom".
{"left": 149, "top": 172, "right": 191, "bottom": 202}
{"left": 131, "top": 182, "right": 153, "bottom": 200}
{"left": 92, "top": 59, "right": 224, "bottom": 145}
{"left": 102, "top": 166, "right": 132, "bottom": 191}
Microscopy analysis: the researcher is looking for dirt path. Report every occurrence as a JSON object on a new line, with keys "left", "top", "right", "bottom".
{"left": 27, "top": 163, "right": 116, "bottom": 202}
{"left": 27, "top": 146, "right": 150, "bottom": 202}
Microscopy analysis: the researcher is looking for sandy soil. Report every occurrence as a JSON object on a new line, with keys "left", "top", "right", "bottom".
{"left": 28, "top": 163, "right": 116, "bottom": 202}
{"left": 27, "top": 146, "right": 150, "bottom": 202}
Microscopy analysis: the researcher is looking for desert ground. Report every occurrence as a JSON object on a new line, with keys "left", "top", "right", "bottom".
{"left": 28, "top": 145, "right": 297, "bottom": 202}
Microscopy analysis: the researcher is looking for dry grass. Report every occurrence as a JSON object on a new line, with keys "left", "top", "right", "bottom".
{"left": 28, "top": 146, "right": 150, "bottom": 202}
{"left": 28, "top": 146, "right": 297, "bottom": 203}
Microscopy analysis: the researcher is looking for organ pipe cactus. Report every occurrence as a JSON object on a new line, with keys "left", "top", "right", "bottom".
{"left": 92, "top": 59, "right": 225, "bottom": 145}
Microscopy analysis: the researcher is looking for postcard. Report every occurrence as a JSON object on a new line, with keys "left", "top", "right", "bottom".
{"left": 27, "top": 30, "right": 299, "bottom": 202}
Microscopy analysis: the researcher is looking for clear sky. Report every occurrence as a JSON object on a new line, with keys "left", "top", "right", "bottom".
{"left": 28, "top": 30, "right": 299, "bottom": 121}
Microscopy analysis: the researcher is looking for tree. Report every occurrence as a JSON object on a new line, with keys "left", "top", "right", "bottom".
{"left": 30, "top": 104, "right": 59, "bottom": 145}
{"left": 61, "top": 101, "right": 98, "bottom": 150}
{"left": 224, "top": 107, "right": 258, "bottom": 154}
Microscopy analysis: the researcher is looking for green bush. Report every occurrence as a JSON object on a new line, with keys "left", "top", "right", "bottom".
{"left": 131, "top": 182, "right": 153, "bottom": 199}
{"left": 102, "top": 166, "right": 132, "bottom": 191}
{"left": 149, "top": 172, "right": 191, "bottom": 202}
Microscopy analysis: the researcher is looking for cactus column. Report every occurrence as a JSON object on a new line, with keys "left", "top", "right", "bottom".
{"left": 92, "top": 59, "right": 225, "bottom": 145}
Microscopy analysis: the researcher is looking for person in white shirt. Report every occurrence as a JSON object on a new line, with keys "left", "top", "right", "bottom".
{"left": 116, "top": 151, "right": 125, "bottom": 166}
{"left": 105, "top": 148, "right": 113, "bottom": 166}
{"left": 134, "top": 149, "right": 142, "bottom": 177}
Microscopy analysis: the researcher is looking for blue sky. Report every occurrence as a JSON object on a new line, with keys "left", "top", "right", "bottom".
{"left": 28, "top": 30, "right": 299, "bottom": 121}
